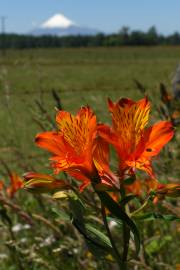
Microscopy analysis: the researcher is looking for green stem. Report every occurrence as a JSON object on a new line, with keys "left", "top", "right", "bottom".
{"left": 122, "top": 222, "right": 130, "bottom": 262}
{"left": 121, "top": 188, "right": 130, "bottom": 268}
{"left": 130, "top": 196, "right": 150, "bottom": 217}
{"left": 101, "top": 203, "right": 126, "bottom": 270}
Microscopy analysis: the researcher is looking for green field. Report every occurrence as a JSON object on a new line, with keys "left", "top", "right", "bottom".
{"left": 0, "top": 47, "right": 179, "bottom": 269}
{"left": 0, "top": 46, "right": 180, "bottom": 172}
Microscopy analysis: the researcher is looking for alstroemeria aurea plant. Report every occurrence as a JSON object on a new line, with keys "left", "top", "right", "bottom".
{"left": 98, "top": 97, "right": 174, "bottom": 179}
{"left": 35, "top": 107, "right": 114, "bottom": 191}
{"left": 23, "top": 96, "right": 179, "bottom": 269}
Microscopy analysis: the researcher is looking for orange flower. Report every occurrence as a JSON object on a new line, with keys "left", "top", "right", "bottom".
{"left": 124, "top": 178, "right": 161, "bottom": 197}
{"left": 35, "top": 107, "right": 112, "bottom": 191}
{"left": 0, "top": 180, "right": 4, "bottom": 191}
{"left": 6, "top": 172, "right": 24, "bottom": 198}
{"left": 23, "top": 172, "right": 70, "bottom": 193}
{"left": 152, "top": 183, "right": 180, "bottom": 204}
{"left": 98, "top": 97, "right": 174, "bottom": 178}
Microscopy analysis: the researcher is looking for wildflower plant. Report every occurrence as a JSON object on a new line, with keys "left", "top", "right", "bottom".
{"left": 23, "top": 97, "right": 179, "bottom": 269}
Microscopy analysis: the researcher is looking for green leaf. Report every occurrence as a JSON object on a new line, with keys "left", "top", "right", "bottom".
{"left": 0, "top": 208, "right": 12, "bottom": 226}
{"left": 85, "top": 223, "right": 112, "bottom": 248}
{"left": 96, "top": 191, "right": 140, "bottom": 256}
{"left": 69, "top": 197, "right": 85, "bottom": 225}
{"left": 72, "top": 219, "right": 113, "bottom": 253}
{"left": 51, "top": 208, "right": 70, "bottom": 222}
{"left": 107, "top": 217, "right": 123, "bottom": 227}
{"left": 95, "top": 183, "right": 118, "bottom": 192}
{"left": 69, "top": 196, "right": 112, "bottom": 253}
{"left": 136, "top": 212, "right": 180, "bottom": 222}
{"left": 123, "top": 176, "right": 136, "bottom": 185}
{"left": 120, "top": 195, "right": 137, "bottom": 206}
{"left": 69, "top": 197, "right": 112, "bottom": 253}
{"left": 146, "top": 235, "right": 172, "bottom": 256}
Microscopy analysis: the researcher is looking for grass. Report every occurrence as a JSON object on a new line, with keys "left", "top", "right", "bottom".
{"left": 0, "top": 46, "right": 179, "bottom": 269}
{"left": 0, "top": 46, "right": 180, "bottom": 172}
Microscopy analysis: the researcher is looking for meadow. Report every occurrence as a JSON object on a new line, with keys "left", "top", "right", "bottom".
{"left": 1, "top": 46, "right": 180, "bottom": 172}
{"left": 0, "top": 46, "right": 179, "bottom": 269}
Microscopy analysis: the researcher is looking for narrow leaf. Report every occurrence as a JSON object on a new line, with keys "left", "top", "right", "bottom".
{"left": 85, "top": 223, "right": 112, "bottom": 248}
{"left": 136, "top": 212, "right": 180, "bottom": 222}
{"left": 97, "top": 191, "right": 140, "bottom": 256}
{"left": 120, "top": 195, "right": 137, "bottom": 206}
{"left": 51, "top": 208, "right": 70, "bottom": 222}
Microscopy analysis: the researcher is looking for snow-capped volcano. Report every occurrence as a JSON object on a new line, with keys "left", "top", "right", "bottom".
{"left": 30, "top": 13, "right": 100, "bottom": 36}
{"left": 41, "top": 14, "right": 76, "bottom": 29}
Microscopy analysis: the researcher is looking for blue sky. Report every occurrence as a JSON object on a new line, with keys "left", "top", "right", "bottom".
{"left": 1, "top": 0, "right": 180, "bottom": 34}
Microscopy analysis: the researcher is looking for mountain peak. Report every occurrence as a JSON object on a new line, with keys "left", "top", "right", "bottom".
{"left": 41, "top": 13, "right": 75, "bottom": 29}
{"left": 31, "top": 13, "right": 100, "bottom": 36}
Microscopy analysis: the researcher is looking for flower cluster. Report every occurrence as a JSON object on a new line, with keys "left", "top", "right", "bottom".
{"left": 24, "top": 97, "right": 178, "bottom": 201}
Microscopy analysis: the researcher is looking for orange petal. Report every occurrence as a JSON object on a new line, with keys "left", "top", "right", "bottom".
{"left": 107, "top": 97, "right": 150, "bottom": 158}
{"left": 6, "top": 172, "right": 23, "bottom": 198}
{"left": 55, "top": 107, "right": 97, "bottom": 174}
{"left": 66, "top": 168, "right": 91, "bottom": 192}
{"left": 0, "top": 180, "right": 4, "bottom": 190}
{"left": 93, "top": 137, "right": 119, "bottom": 188}
{"left": 109, "top": 97, "right": 150, "bottom": 131}
{"left": 126, "top": 158, "right": 155, "bottom": 178}
{"left": 24, "top": 172, "right": 55, "bottom": 181}
{"left": 35, "top": 131, "right": 65, "bottom": 156}
{"left": 142, "top": 121, "right": 174, "bottom": 157}
{"left": 108, "top": 98, "right": 135, "bottom": 112}
{"left": 56, "top": 107, "right": 97, "bottom": 155}
{"left": 97, "top": 124, "right": 119, "bottom": 146}
{"left": 35, "top": 131, "right": 79, "bottom": 172}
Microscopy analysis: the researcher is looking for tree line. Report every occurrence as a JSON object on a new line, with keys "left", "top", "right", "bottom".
{"left": 1, "top": 27, "right": 180, "bottom": 49}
